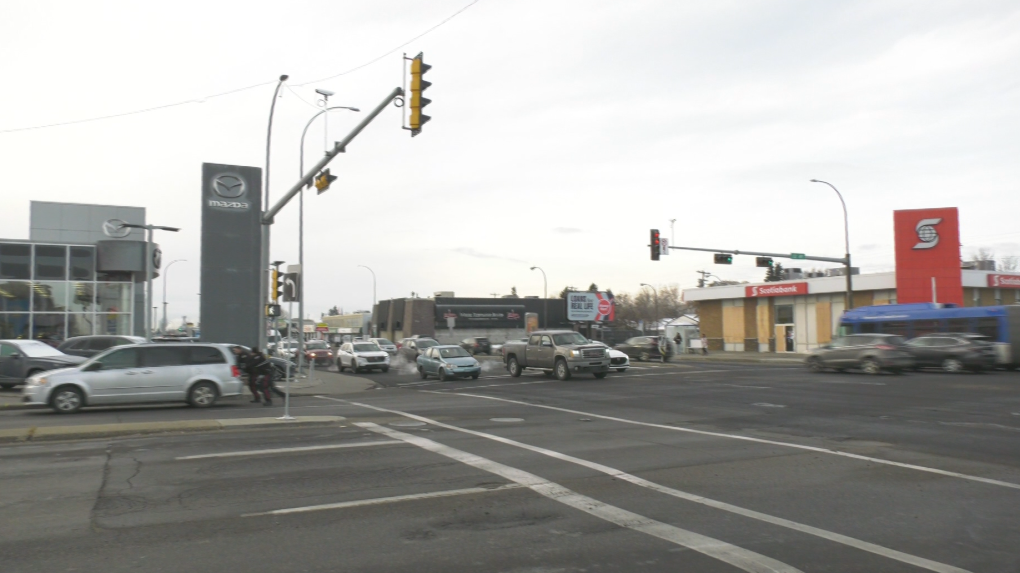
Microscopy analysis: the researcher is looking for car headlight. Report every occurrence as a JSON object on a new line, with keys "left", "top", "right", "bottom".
{"left": 569, "top": 349, "right": 580, "bottom": 358}
{"left": 30, "top": 376, "right": 47, "bottom": 386}
{"left": 357, "top": 356, "right": 367, "bottom": 363}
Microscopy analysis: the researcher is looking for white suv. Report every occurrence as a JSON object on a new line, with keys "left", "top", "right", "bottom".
{"left": 22, "top": 343, "right": 244, "bottom": 414}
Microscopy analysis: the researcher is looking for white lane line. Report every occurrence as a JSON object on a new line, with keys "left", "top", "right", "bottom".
{"left": 355, "top": 421, "right": 801, "bottom": 573}
{"left": 328, "top": 398, "right": 972, "bottom": 573}
{"left": 449, "top": 380, "right": 553, "bottom": 391}
{"left": 809, "top": 379, "right": 887, "bottom": 386}
{"left": 175, "top": 440, "right": 401, "bottom": 460}
{"left": 725, "top": 384, "right": 772, "bottom": 389}
{"left": 414, "top": 391, "right": 1020, "bottom": 491}
{"left": 618, "top": 369, "right": 732, "bottom": 378}
{"left": 244, "top": 484, "right": 524, "bottom": 517}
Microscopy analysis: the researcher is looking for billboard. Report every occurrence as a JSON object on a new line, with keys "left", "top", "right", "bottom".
{"left": 988, "top": 274, "right": 1020, "bottom": 289}
{"left": 566, "top": 291, "right": 615, "bottom": 322}
{"left": 200, "top": 163, "right": 263, "bottom": 347}
{"left": 436, "top": 305, "right": 525, "bottom": 329}
{"left": 745, "top": 282, "right": 808, "bottom": 297}
{"left": 893, "top": 208, "right": 963, "bottom": 305}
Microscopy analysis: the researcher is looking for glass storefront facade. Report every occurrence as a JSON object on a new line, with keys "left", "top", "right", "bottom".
{"left": 0, "top": 242, "right": 133, "bottom": 341}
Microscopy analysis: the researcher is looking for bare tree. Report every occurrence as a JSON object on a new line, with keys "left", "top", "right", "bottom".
{"left": 1000, "top": 255, "right": 1019, "bottom": 272}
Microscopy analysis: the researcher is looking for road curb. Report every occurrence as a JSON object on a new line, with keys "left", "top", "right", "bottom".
{"left": 0, "top": 415, "right": 345, "bottom": 444}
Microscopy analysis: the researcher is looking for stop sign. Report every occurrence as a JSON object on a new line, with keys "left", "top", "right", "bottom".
{"left": 598, "top": 298, "right": 611, "bottom": 315}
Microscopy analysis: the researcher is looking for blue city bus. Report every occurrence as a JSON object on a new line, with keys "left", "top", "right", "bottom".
{"left": 837, "top": 303, "right": 1020, "bottom": 368}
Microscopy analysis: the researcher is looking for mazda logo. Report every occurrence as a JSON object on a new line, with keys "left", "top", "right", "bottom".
{"left": 102, "top": 219, "right": 131, "bottom": 238}
{"left": 212, "top": 174, "right": 246, "bottom": 199}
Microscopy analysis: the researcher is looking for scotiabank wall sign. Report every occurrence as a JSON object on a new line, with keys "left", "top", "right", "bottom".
{"left": 988, "top": 274, "right": 1020, "bottom": 289}
{"left": 745, "top": 282, "right": 808, "bottom": 297}
{"left": 893, "top": 207, "right": 963, "bottom": 305}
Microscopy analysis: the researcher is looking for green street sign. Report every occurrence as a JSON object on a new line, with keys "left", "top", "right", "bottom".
{"left": 791, "top": 253, "right": 806, "bottom": 260}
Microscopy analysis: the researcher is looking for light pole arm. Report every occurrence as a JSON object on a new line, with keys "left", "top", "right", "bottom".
{"left": 300, "top": 106, "right": 360, "bottom": 178}
{"left": 811, "top": 179, "right": 853, "bottom": 309}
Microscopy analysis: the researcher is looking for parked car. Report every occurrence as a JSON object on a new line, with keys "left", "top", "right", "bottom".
{"left": 337, "top": 342, "right": 390, "bottom": 373}
{"left": 614, "top": 336, "right": 675, "bottom": 362}
{"left": 21, "top": 343, "right": 244, "bottom": 413}
{"left": 902, "top": 333, "right": 997, "bottom": 372}
{"left": 0, "top": 340, "right": 87, "bottom": 389}
{"left": 58, "top": 335, "right": 147, "bottom": 358}
{"left": 501, "top": 330, "right": 611, "bottom": 380}
{"left": 459, "top": 337, "right": 492, "bottom": 356}
{"left": 417, "top": 345, "right": 481, "bottom": 381}
{"left": 302, "top": 340, "right": 334, "bottom": 367}
{"left": 370, "top": 338, "right": 398, "bottom": 356}
{"left": 274, "top": 340, "right": 300, "bottom": 359}
{"left": 151, "top": 336, "right": 199, "bottom": 343}
{"left": 589, "top": 340, "right": 630, "bottom": 372}
{"left": 805, "top": 334, "right": 914, "bottom": 374}
{"left": 397, "top": 338, "right": 439, "bottom": 362}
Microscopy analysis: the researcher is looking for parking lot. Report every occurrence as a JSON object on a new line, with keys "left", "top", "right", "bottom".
{"left": 2, "top": 359, "right": 1019, "bottom": 572}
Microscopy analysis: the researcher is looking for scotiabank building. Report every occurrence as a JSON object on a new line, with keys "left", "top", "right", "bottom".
{"left": 682, "top": 207, "right": 1020, "bottom": 353}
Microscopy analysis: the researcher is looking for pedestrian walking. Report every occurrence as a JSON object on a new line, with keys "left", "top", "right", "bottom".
{"left": 700, "top": 334, "right": 709, "bottom": 355}
{"left": 247, "top": 349, "right": 274, "bottom": 406}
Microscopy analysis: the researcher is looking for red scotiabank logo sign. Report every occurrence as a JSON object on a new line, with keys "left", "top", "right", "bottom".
{"left": 893, "top": 207, "right": 963, "bottom": 305}
{"left": 988, "top": 274, "right": 1020, "bottom": 288}
{"left": 745, "top": 282, "right": 808, "bottom": 297}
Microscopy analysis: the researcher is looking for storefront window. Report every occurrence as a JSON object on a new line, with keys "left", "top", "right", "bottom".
{"left": 98, "top": 313, "right": 132, "bottom": 335}
{"left": 31, "top": 313, "right": 67, "bottom": 342}
{"left": 0, "top": 281, "right": 31, "bottom": 313}
{"left": 0, "top": 313, "right": 30, "bottom": 339}
{"left": 32, "top": 281, "right": 69, "bottom": 312}
{"left": 67, "top": 313, "right": 95, "bottom": 337}
{"left": 69, "top": 247, "right": 95, "bottom": 280}
{"left": 775, "top": 305, "right": 794, "bottom": 324}
{"left": 97, "top": 282, "right": 132, "bottom": 313}
{"left": 0, "top": 244, "right": 32, "bottom": 280}
{"left": 68, "top": 282, "right": 96, "bottom": 313}
{"left": 34, "top": 245, "right": 67, "bottom": 280}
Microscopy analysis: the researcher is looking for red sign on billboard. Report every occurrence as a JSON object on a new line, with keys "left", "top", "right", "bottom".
{"left": 893, "top": 207, "right": 962, "bottom": 305}
{"left": 745, "top": 282, "right": 808, "bottom": 297}
{"left": 988, "top": 274, "right": 1020, "bottom": 289}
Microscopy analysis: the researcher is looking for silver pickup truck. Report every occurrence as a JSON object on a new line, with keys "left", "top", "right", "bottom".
{"left": 502, "top": 330, "right": 611, "bottom": 380}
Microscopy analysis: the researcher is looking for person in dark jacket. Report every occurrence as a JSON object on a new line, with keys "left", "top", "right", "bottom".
{"left": 248, "top": 349, "right": 274, "bottom": 406}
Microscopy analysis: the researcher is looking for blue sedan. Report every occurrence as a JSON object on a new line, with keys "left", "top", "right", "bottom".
{"left": 417, "top": 345, "right": 482, "bottom": 381}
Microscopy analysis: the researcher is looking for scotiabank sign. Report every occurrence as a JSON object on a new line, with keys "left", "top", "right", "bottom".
{"left": 893, "top": 208, "right": 963, "bottom": 306}
{"left": 988, "top": 274, "right": 1020, "bottom": 289}
{"left": 745, "top": 282, "right": 808, "bottom": 297}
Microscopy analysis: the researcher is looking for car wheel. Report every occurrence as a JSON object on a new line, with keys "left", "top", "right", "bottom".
{"left": 594, "top": 372, "right": 607, "bottom": 379}
{"left": 861, "top": 359, "right": 881, "bottom": 375}
{"left": 942, "top": 358, "right": 964, "bottom": 373}
{"left": 807, "top": 358, "right": 824, "bottom": 373}
{"left": 382, "top": 366, "right": 389, "bottom": 373}
{"left": 0, "top": 383, "right": 16, "bottom": 390}
{"left": 616, "top": 368, "right": 627, "bottom": 373}
{"left": 337, "top": 359, "right": 345, "bottom": 372}
{"left": 439, "top": 368, "right": 449, "bottom": 382}
{"left": 555, "top": 359, "right": 571, "bottom": 381}
{"left": 418, "top": 366, "right": 428, "bottom": 380}
{"left": 508, "top": 357, "right": 522, "bottom": 378}
{"left": 471, "top": 373, "right": 479, "bottom": 380}
{"left": 639, "top": 351, "right": 650, "bottom": 362}
{"left": 51, "top": 386, "right": 83, "bottom": 414}
{"left": 188, "top": 382, "right": 218, "bottom": 408}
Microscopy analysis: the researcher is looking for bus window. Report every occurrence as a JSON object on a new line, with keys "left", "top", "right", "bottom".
{"left": 882, "top": 321, "right": 908, "bottom": 336}
{"left": 912, "top": 320, "right": 939, "bottom": 337}
{"left": 859, "top": 322, "right": 876, "bottom": 333}
{"left": 948, "top": 318, "right": 971, "bottom": 333}
{"left": 974, "top": 318, "right": 1000, "bottom": 341}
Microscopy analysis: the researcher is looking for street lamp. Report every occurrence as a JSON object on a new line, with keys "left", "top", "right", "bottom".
{"left": 530, "top": 266, "right": 547, "bottom": 328}
{"left": 117, "top": 223, "right": 180, "bottom": 341}
{"left": 261, "top": 74, "right": 288, "bottom": 351}
{"left": 161, "top": 259, "right": 186, "bottom": 334}
{"left": 640, "top": 283, "right": 659, "bottom": 334}
{"left": 810, "top": 179, "right": 854, "bottom": 310}
{"left": 292, "top": 98, "right": 360, "bottom": 376}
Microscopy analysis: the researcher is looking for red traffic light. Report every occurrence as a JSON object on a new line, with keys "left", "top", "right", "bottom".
{"left": 650, "top": 229, "right": 661, "bottom": 261}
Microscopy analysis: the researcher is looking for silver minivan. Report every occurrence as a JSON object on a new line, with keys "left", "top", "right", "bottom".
{"left": 21, "top": 343, "right": 244, "bottom": 414}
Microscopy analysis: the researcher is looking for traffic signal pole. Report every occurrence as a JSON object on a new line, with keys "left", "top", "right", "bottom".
{"left": 665, "top": 244, "right": 848, "bottom": 265}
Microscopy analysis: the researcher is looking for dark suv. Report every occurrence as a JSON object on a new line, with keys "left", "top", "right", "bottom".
{"left": 57, "top": 335, "right": 147, "bottom": 358}
{"left": 459, "top": 337, "right": 492, "bottom": 355}
{"left": 614, "top": 336, "right": 674, "bottom": 362}
{"left": 806, "top": 333, "right": 914, "bottom": 374}
{"left": 902, "top": 333, "right": 997, "bottom": 372}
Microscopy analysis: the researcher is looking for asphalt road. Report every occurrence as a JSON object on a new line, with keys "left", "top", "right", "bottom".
{"left": 2, "top": 359, "right": 1019, "bottom": 572}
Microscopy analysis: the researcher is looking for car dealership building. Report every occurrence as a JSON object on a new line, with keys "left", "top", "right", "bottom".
{"left": 683, "top": 207, "right": 1020, "bottom": 353}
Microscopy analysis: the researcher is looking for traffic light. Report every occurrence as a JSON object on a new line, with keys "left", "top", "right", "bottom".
{"left": 650, "top": 229, "right": 661, "bottom": 261}
{"left": 755, "top": 257, "right": 774, "bottom": 268}
{"left": 272, "top": 269, "right": 284, "bottom": 302}
{"left": 314, "top": 169, "right": 337, "bottom": 195}
{"left": 714, "top": 253, "right": 733, "bottom": 264}
{"left": 409, "top": 52, "right": 432, "bottom": 136}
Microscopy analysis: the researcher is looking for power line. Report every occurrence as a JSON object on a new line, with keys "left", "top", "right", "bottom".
{"left": 0, "top": 0, "right": 481, "bottom": 135}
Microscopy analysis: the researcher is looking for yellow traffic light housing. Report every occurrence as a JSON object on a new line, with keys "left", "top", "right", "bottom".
{"left": 409, "top": 52, "right": 431, "bottom": 136}
{"left": 271, "top": 269, "right": 284, "bottom": 302}
{"left": 314, "top": 168, "right": 337, "bottom": 194}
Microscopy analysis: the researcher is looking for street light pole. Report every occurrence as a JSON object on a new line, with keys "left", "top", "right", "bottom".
{"left": 640, "top": 283, "right": 659, "bottom": 334}
{"left": 260, "top": 74, "right": 288, "bottom": 352}
{"left": 161, "top": 259, "right": 185, "bottom": 334}
{"left": 118, "top": 223, "right": 180, "bottom": 341}
{"left": 530, "top": 266, "right": 547, "bottom": 328}
{"left": 810, "top": 179, "right": 853, "bottom": 310}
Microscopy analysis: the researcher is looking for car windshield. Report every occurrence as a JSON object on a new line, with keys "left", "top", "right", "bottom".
{"left": 353, "top": 343, "right": 380, "bottom": 352}
{"left": 553, "top": 332, "right": 589, "bottom": 346}
{"left": 439, "top": 347, "right": 471, "bottom": 358}
{"left": 375, "top": 339, "right": 394, "bottom": 346}
{"left": 17, "top": 341, "right": 65, "bottom": 358}
{"left": 306, "top": 341, "right": 328, "bottom": 350}
{"left": 417, "top": 339, "right": 438, "bottom": 348}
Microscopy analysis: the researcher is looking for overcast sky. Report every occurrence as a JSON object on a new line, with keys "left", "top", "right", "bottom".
{"left": 2, "top": 0, "right": 1019, "bottom": 324}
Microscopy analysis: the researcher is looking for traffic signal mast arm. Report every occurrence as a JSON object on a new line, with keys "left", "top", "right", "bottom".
{"left": 263, "top": 86, "right": 404, "bottom": 225}
{"left": 666, "top": 244, "right": 848, "bottom": 264}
